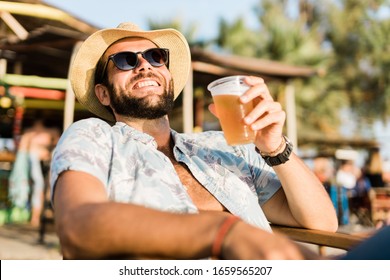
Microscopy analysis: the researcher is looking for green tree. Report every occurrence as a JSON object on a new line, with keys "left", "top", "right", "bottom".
{"left": 323, "top": 0, "right": 390, "bottom": 127}
{"left": 215, "top": 0, "right": 346, "bottom": 137}
{"left": 214, "top": 0, "right": 390, "bottom": 139}
{"left": 148, "top": 18, "right": 200, "bottom": 46}
{"left": 147, "top": 0, "right": 390, "bottom": 140}
{"left": 216, "top": 18, "right": 260, "bottom": 57}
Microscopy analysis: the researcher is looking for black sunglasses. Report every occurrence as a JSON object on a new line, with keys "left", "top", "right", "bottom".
{"left": 100, "top": 48, "right": 169, "bottom": 81}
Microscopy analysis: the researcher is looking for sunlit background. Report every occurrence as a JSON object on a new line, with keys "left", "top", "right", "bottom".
{"left": 0, "top": 0, "right": 390, "bottom": 259}
{"left": 43, "top": 0, "right": 390, "bottom": 161}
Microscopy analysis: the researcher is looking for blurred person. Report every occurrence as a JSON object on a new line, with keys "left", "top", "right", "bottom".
{"left": 50, "top": 22, "right": 337, "bottom": 259}
{"left": 375, "top": 215, "right": 390, "bottom": 229}
{"left": 8, "top": 118, "right": 60, "bottom": 226}
{"left": 335, "top": 159, "right": 361, "bottom": 225}
{"left": 363, "top": 147, "right": 390, "bottom": 228}
{"left": 365, "top": 147, "right": 386, "bottom": 188}
{"left": 313, "top": 157, "right": 334, "bottom": 194}
{"left": 349, "top": 168, "right": 372, "bottom": 226}
{"left": 381, "top": 157, "right": 390, "bottom": 185}
{"left": 336, "top": 160, "right": 361, "bottom": 191}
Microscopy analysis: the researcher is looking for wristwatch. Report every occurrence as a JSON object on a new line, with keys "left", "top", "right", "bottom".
{"left": 259, "top": 136, "right": 293, "bottom": 166}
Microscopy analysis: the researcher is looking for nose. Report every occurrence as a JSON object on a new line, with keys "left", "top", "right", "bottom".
{"left": 134, "top": 53, "right": 152, "bottom": 71}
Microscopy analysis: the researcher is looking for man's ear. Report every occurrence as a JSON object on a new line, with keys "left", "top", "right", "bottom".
{"left": 95, "top": 84, "right": 110, "bottom": 106}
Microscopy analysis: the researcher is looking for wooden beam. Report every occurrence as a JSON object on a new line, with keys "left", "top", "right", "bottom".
{"left": 0, "top": 10, "right": 28, "bottom": 40}
{"left": 0, "top": 1, "right": 97, "bottom": 34}
{"left": 191, "top": 48, "right": 317, "bottom": 79}
{"left": 2, "top": 73, "right": 67, "bottom": 90}
{"left": 192, "top": 61, "right": 274, "bottom": 81}
{"left": 271, "top": 225, "right": 366, "bottom": 251}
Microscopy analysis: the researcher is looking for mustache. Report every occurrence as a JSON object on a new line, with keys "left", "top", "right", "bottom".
{"left": 129, "top": 72, "right": 162, "bottom": 86}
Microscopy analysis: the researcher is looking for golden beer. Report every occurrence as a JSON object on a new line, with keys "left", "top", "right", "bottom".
{"left": 213, "top": 94, "right": 255, "bottom": 145}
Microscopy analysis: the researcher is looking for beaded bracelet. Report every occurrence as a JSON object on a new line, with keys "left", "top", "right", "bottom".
{"left": 257, "top": 135, "right": 286, "bottom": 157}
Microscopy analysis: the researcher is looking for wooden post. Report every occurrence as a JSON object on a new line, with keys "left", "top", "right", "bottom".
{"left": 285, "top": 80, "right": 298, "bottom": 151}
{"left": 63, "top": 41, "right": 82, "bottom": 131}
{"left": 182, "top": 66, "right": 194, "bottom": 133}
{"left": 0, "top": 59, "right": 7, "bottom": 80}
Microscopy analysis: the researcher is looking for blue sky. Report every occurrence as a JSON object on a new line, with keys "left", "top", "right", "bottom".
{"left": 43, "top": 0, "right": 263, "bottom": 40}
{"left": 43, "top": 0, "right": 389, "bottom": 40}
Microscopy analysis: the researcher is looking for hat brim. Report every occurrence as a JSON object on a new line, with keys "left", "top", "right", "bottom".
{"left": 70, "top": 24, "right": 191, "bottom": 122}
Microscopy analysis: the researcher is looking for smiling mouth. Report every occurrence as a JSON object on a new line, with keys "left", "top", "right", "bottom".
{"left": 133, "top": 79, "right": 160, "bottom": 89}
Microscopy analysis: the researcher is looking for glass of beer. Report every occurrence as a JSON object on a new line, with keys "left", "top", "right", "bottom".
{"left": 207, "top": 75, "right": 256, "bottom": 145}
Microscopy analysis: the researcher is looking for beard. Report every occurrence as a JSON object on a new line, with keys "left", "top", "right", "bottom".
{"left": 106, "top": 74, "right": 175, "bottom": 120}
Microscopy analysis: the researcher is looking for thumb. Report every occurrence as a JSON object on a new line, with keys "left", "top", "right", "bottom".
{"left": 208, "top": 103, "right": 218, "bottom": 118}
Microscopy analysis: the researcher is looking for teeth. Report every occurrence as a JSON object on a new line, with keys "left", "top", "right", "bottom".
{"left": 136, "top": 80, "right": 158, "bottom": 88}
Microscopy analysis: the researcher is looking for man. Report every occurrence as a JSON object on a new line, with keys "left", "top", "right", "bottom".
{"left": 9, "top": 118, "right": 59, "bottom": 226}
{"left": 50, "top": 23, "right": 337, "bottom": 259}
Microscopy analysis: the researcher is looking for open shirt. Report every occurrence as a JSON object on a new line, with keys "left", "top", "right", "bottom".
{"left": 50, "top": 118, "right": 281, "bottom": 232}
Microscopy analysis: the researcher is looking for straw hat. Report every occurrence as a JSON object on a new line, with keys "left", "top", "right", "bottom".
{"left": 70, "top": 22, "right": 191, "bottom": 122}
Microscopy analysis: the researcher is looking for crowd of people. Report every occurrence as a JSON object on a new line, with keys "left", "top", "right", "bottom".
{"left": 313, "top": 147, "right": 390, "bottom": 229}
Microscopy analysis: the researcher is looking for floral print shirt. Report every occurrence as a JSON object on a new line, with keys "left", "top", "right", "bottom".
{"left": 50, "top": 118, "right": 281, "bottom": 232}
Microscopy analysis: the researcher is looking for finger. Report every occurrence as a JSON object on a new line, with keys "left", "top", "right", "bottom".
{"left": 243, "top": 75, "right": 264, "bottom": 86}
{"left": 243, "top": 101, "right": 282, "bottom": 126}
{"left": 240, "top": 82, "right": 273, "bottom": 103}
{"left": 250, "top": 110, "right": 285, "bottom": 131}
{"left": 208, "top": 103, "right": 218, "bottom": 118}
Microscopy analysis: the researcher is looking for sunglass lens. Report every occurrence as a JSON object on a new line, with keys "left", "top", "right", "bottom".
{"left": 146, "top": 49, "right": 168, "bottom": 66}
{"left": 113, "top": 52, "right": 138, "bottom": 70}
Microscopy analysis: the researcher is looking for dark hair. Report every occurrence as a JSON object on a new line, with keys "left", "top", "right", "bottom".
{"left": 93, "top": 56, "right": 115, "bottom": 119}
{"left": 94, "top": 56, "right": 108, "bottom": 86}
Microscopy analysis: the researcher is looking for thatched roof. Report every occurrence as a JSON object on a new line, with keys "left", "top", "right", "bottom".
{"left": 0, "top": 0, "right": 98, "bottom": 78}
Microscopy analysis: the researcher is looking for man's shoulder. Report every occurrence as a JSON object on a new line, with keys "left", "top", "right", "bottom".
{"left": 69, "top": 118, "right": 112, "bottom": 130}
{"left": 61, "top": 118, "right": 113, "bottom": 140}
{"left": 55, "top": 118, "right": 115, "bottom": 153}
{"left": 179, "top": 130, "right": 224, "bottom": 143}
{"left": 73, "top": 117, "right": 110, "bottom": 125}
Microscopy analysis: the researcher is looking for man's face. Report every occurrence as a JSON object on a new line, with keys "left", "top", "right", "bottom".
{"left": 101, "top": 38, "right": 174, "bottom": 119}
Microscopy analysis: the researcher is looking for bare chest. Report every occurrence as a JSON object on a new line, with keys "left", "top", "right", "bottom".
{"left": 172, "top": 160, "right": 227, "bottom": 212}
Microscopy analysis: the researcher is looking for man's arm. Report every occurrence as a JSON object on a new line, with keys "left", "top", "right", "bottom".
{"left": 53, "top": 170, "right": 309, "bottom": 259}
{"left": 238, "top": 76, "right": 338, "bottom": 232}
{"left": 262, "top": 153, "right": 338, "bottom": 232}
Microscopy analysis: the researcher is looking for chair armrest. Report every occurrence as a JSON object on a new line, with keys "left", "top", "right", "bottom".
{"left": 271, "top": 225, "right": 366, "bottom": 251}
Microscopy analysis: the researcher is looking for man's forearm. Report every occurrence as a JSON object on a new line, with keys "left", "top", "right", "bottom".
{"left": 56, "top": 202, "right": 230, "bottom": 259}
{"left": 273, "top": 153, "right": 338, "bottom": 231}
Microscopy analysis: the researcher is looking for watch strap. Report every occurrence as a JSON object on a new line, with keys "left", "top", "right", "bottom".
{"left": 258, "top": 136, "right": 293, "bottom": 166}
